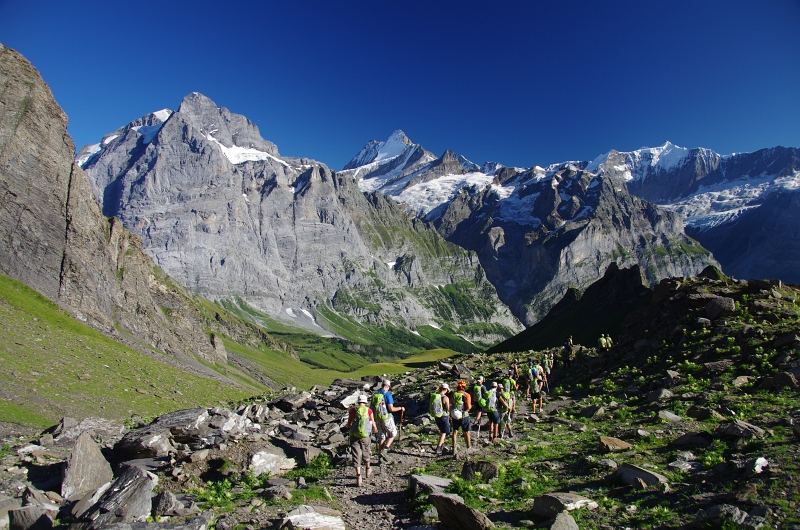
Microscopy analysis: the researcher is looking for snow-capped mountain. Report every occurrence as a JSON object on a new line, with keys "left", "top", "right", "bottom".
{"left": 343, "top": 133, "right": 798, "bottom": 290}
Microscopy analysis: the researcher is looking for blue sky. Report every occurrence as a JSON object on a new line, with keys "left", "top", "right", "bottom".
{"left": 1, "top": 1, "right": 799, "bottom": 170}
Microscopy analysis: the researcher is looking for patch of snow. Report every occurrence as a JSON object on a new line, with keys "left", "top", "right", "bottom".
{"left": 394, "top": 171, "right": 498, "bottom": 217}
{"left": 375, "top": 130, "right": 411, "bottom": 162}
{"left": 300, "top": 308, "right": 315, "bottom": 320}
{"left": 410, "top": 329, "right": 420, "bottom": 336}
{"left": 153, "top": 109, "right": 172, "bottom": 122}
{"left": 243, "top": 194, "right": 250, "bottom": 203}
{"left": 386, "top": 261, "right": 397, "bottom": 268}
{"left": 102, "top": 134, "right": 119, "bottom": 146}
{"left": 660, "top": 170, "right": 800, "bottom": 232}
{"left": 76, "top": 143, "right": 101, "bottom": 167}
{"left": 285, "top": 308, "right": 297, "bottom": 318}
{"left": 203, "top": 131, "right": 288, "bottom": 166}
{"left": 428, "top": 322, "right": 440, "bottom": 329}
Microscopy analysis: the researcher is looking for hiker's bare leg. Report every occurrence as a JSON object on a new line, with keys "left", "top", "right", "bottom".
{"left": 465, "top": 430, "right": 471, "bottom": 449}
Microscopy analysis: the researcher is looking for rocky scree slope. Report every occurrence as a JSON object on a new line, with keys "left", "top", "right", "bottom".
{"left": 342, "top": 133, "right": 717, "bottom": 326}
{"left": 1, "top": 269, "right": 799, "bottom": 529}
{"left": 79, "top": 96, "right": 521, "bottom": 346}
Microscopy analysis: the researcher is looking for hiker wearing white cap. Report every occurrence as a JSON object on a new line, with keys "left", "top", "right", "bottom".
{"left": 371, "top": 379, "right": 404, "bottom": 463}
{"left": 430, "top": 383, "right": 451, "bottom": 454}
{"left": 347, "top": 393, "right": 376, "bottom": 487}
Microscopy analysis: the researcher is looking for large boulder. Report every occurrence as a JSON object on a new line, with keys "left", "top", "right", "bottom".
{"left": 76, "top": 466, "right": 157, "bottom": 530}
{"left": 409, "top": 475, "right": 453, "bottom": 497}
{"left": 8, "top": 507, "right": 51, "bottom": 530}
{"left": 428, "top": 493, "right": 494, "bottom": 530}
{"left": 61, "top": 433, "right": 114, "bottom": 501}
{"left": 705, "top": 297, "right": 735, "bottom": 320}
{"left": 282, "top": 505, "right": 345, "bottom": 530}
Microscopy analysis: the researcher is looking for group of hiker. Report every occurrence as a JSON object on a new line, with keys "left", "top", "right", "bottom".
{"left": 345, "top": 336, "right": 618, "bottom": 485}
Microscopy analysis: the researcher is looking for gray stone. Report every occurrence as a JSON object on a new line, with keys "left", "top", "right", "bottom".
{"left": 282, "top": 505, "right": 345, "bottom": 530}
{"left": 77, "top": 466, "right": 157, "bottom": 529}
{"left": 687, "top": 406, "right": 724, "bottom": 420}
{"left": 61, "top": 432, "right": 114, "bottom": 501}
{"left": 579, "top": 405, "right": 604, "bottom": 418}
{"left": 0, "top": 496, "right": 22, "bottom": 530}
{"left": 114, "top": 428, "right": 175, "bottom": 460}
{"left": 53, "top": 418, "right": 125, "bottom": 445}
{"left": 647, "top": 388, "right": 673, "bottom": 403}
{"left": 152, "top": 491, "right": 183, "bottom": 517}
{"left": 774, "top": 333, "right": 800, "bottom": 349}
{"left": 596, "top": 458, "right": 618, "bottom": 470}
{"left": 273, "top": 393, "right": 312, "bottom": 413}
{"left": 704, "top": 360, "right": 734, "bottom": 372}
{"left": 694, "top": 504, "right": 763, "bottom": 529}
{"left": 409, "top": 474, "right": 453, "bottom": 497}
{"left": 705, "top": 297, "right": 735, "bottom": 320}
{"left": 261, "top": 486, "right": 292, "bottom": 501}
{"left": 657, "top": 410, "right": 682, "bottom": 422}
{"left": 269, "top": 436, "right": 321, "bottom": 466}
{"left": 8, "top": 507, "right": 51, "bottom": 530}
{"left": 721, "top": 420, "right": 765, "bottom": 439}
{"left": 732, "top": 376, "right": 750, "bottom": 387}
{"left": 428, "top": 493, "right": 494, "bottom": 530}
{"left": 614, "top": 463, "right": 668, "bottom": 489}
{"left": 548, "top": 512, "right": 579, "bottom": 530}
{"left": 248, "top": 446, "right": 296, "bottom": 476}
{"left": 756, "top": 372, "right": 798, "bottom": 390}
{"left": 530, "top": 492, "right": 598, "bottom": 517}
{"left": 599, "top": 436, "right": 631, "bottom": 452}
{"left": 70, "top": 483, "right": 113, "bottom": 519}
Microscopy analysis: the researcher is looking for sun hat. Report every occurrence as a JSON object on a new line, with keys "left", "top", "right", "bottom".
{"left": 358, "top": 394, "right": 369, "bottom": 403}
{"left": 440, "top": 383, "right": 449, "bottom": 391}
{"left": 477, "top": 376, "right": 485, "bottom": 383}
{"left": 491, "top": 381, "right": 498, "bottom": 387}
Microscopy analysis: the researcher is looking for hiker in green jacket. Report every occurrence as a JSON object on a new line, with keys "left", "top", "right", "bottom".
{"left": 498, "top": 386, "right": 515, "bottom": 439}
{"left": 430, "top": 383, "right": 451, "bottom": 455}
{"left": 470, "top": 376, "right": 488, "bottom": 438}
{"left": 347, "top": 394, "right": 377, "bottom": 487}
{"left": 486, "top": 381, "right": 501, "bottom": 443}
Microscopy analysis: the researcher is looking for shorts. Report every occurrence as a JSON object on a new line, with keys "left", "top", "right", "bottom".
{"left": 487, "top": 410, "right": 500, "bottom": 424}
{"left": 376, "top": 414, "right": 398, "bottom": 441}
{"left": 349, "top": 436, "right": 371, "bottom": 467}
{"left": 532, "top": 390, "right": 542, "bottom": 399}
{"left": 452, "top": 415, "right": 471, "bottom": 432}
{"left": 435, "top": 415, "right": 451, "bottom": 434}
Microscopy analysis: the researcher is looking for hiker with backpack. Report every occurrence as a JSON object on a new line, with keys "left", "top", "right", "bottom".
{"left": 450, "top": 380, "right": 472, "bottom": 455}
{"left": 598, "top": 334, "right": 607, "bottom": 351}
{"left": 531, "top": 370, "right": 544, "bottom": 413}
{"left": 485, "top": 381, "right": 501, "bottom": 443}
{"left": 471, "top": 376, "right": 488, "bottom": 438}
{"left": 430, "top": 383, "right": 451, "bottom": 455}
{"left": 371, "top": 379, "right": 405, "bottom": 463}
{"left": 347, "top": 394, "right": 377, "bottom": 487}
{"left": 498, "top": 382, "right": 515, "bottom": 439}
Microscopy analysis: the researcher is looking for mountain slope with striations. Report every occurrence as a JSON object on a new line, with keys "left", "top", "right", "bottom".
{"left": 79, "top": 96, "right": 522, "bottom": 349}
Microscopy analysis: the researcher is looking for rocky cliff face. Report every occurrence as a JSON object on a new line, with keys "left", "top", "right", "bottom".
{"left": 79, "top": 96, "right": 522, "bottom": 344}
{"left": 0, "top": 44, "right": 275, "bottom": 381}
{"left": 433, "top": 164, "right": 715, "bottom": 325}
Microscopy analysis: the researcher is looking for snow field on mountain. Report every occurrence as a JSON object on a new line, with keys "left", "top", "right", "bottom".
{"left": 395, "top": 171, "right": 502, "bottom": 217}
{"left": 662, "top": 170, "right": 800, "bottom": 231}
{"left": 203, "top": 131, "right": 288, "bottom": 166}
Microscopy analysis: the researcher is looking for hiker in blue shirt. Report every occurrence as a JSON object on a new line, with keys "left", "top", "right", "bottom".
{"left": 372, "top": 379, "right": 405, "bottom": 463}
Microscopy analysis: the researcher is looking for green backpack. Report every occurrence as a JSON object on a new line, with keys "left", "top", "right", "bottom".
{"left": 429, "top": 392, "right": 445, "bottom": 418}
{"left": 350, "top": 405, "right": 371, "bottom": 439}
{"left": 370, "top": 392, "right": 390, "bottom": 421}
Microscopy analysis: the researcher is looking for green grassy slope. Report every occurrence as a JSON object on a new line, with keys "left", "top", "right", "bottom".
{"left": 0, "top": 274, "right": 259, "bottom": 427}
